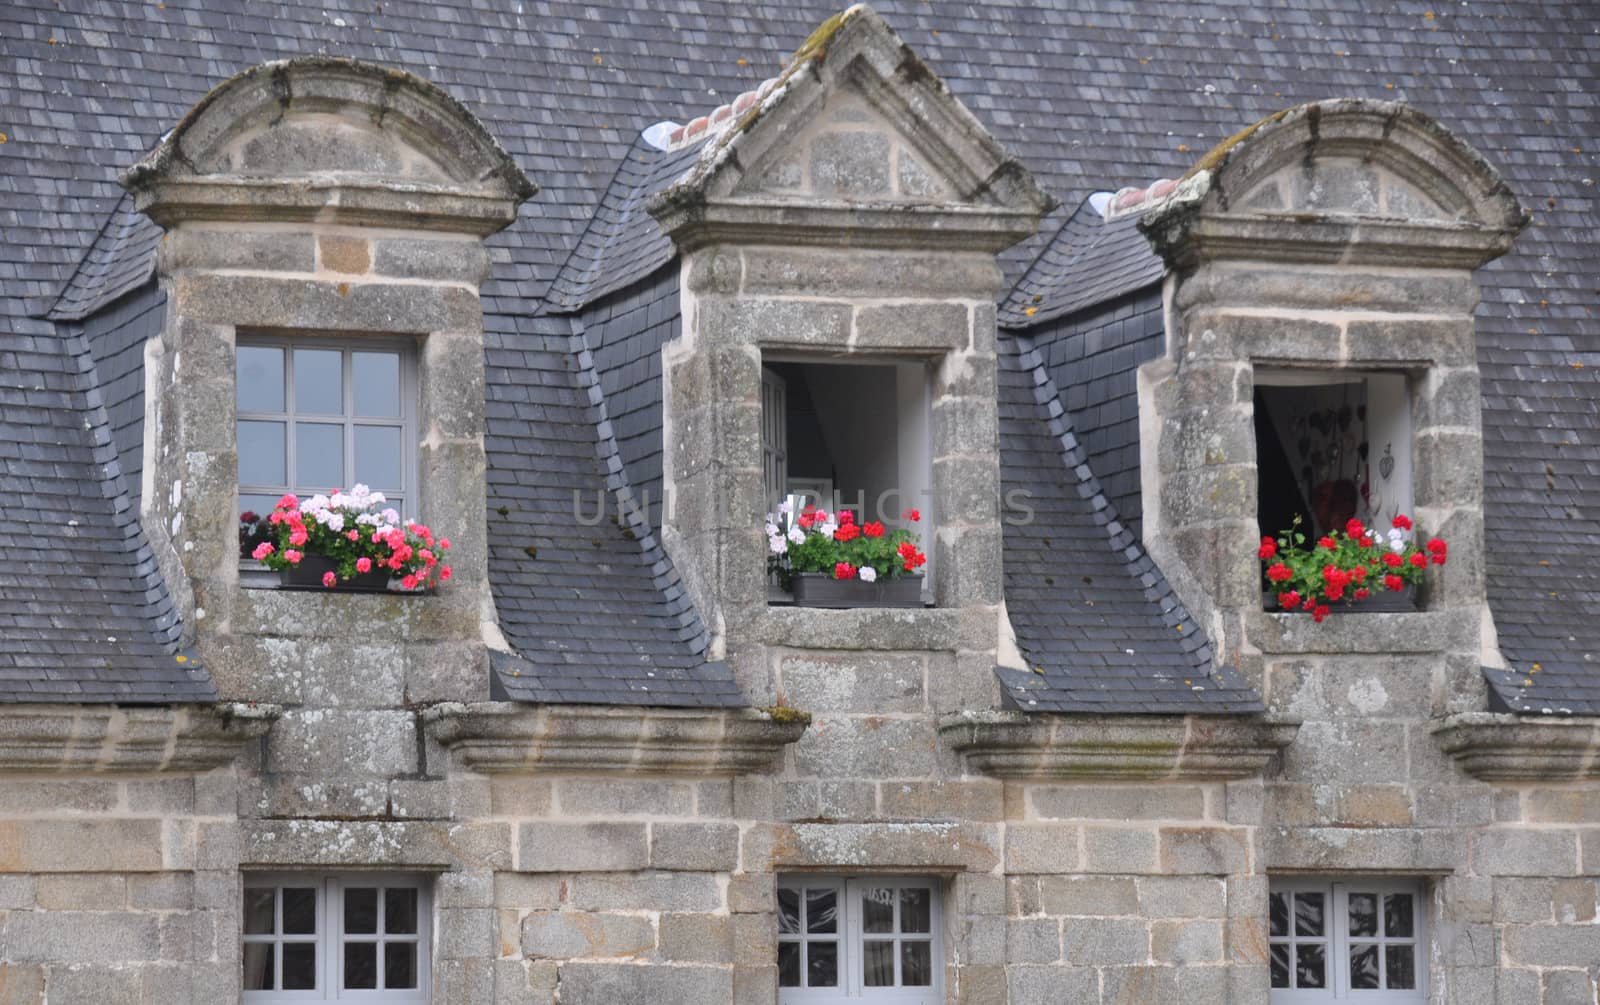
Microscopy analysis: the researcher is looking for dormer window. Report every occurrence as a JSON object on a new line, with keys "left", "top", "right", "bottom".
{"left": 1254, "top": 370, "right": 1412, "bottom": 544}
{"left": 237, "top": 337, "right": 417, "bottom": 558}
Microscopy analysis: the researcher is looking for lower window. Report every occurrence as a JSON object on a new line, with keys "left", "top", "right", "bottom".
{"left": 243, "top": 873, "right": 430, "bottom": 1002}
{"left": 1269, "top": 877, "right": 1424, "bottom": 1001}
{"left": 778, "top": 875, "right": 942, "bottom": 1003}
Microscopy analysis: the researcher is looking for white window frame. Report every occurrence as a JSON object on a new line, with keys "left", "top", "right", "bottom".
{"left": 242, "top": 872, "right": 432, "bottom": 1003}
{"left": 778, "top": 874, "right": 943, "bottom": 1005}
{"left": 235, "top": 334, "right": 419, "bottom": 523}
{"left": 1269, "top": 876, "right": 1425, "bottom": 1003}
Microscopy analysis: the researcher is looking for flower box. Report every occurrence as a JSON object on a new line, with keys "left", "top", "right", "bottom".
{"left": 791, "top": 572, "right": 924, "bottom": 608}
{"left": 1263, "top": 583, "right": 1416, "bottom": 614}
{"left": 279, "top": 553, "right": 394, "bottom": 593}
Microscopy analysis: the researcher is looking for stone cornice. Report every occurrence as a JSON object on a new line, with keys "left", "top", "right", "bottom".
{"left": 649, "top": 196, "right": 1042, "bottom": 254}
{"left": 421, "top": 701, "right": 808, "bottom": 776}
{"left": 0, "top": 702, "right": 280, "bottom": 773}
{"left": 1431, "top": 712, "right": 1600, "bottom": 781}
{"left": 940, "top": 710, "right": 1300, "bottom": 781}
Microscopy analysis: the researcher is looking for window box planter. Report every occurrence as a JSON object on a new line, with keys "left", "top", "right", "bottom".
{"left": 1263, "top": 584, "right": 1416, "bottom": 614}
{"left": 791, "top": 572, "right": 923, "bottom": 609}
{"left": 279, "top": 553, "right": 395, "bottom": 593}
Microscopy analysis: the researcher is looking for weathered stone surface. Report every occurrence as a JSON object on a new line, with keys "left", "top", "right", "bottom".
{"left": 553, "top": 961, "right": 730, "bottom": 1003}
{"left": 651, "top": 822, "right": 740, "bottom": 871}
{"left": 521, "top": 911, "right": 654, "bottom": 959}
{"left": 518, "top": 823, "right": 648, "bottom": 873}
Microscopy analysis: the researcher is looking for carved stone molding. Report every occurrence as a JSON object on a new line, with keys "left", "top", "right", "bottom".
{"left": 0, "top": 702, "right": 281, "bottom": 773}
{"left": 941, "top": 710, "right": 1300, "bottom": 781}
{"left": 422, "top": 701, "right": 808, "bottom": 776}
{"left": 1431, "top": 712, "right": 1600, "bottom": 781}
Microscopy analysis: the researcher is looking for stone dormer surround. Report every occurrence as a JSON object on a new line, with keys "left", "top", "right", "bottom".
{"left": 1135, "top": 99, "right": 1527, "bottom": 707}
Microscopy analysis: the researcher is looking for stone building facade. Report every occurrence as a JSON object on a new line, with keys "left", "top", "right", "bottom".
{"left": 0, "top": 6, "right": 1597, "bottom": 1005}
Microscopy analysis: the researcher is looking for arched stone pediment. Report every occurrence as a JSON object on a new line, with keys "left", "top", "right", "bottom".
{"left": 121, "top": 57, "right": 534, "bottom": 234}
{"left": 1140, "top": 99, "right": 1527, "bottom": 268}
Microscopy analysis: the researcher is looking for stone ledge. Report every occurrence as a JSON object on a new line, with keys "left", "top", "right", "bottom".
{"left": 1430, "top": 713, "right": 1600, "bottom": 781}
{"left": 422, "top": 702, "right": 807, "bottom": 776}
{"left": 0, "top": 702, "right": 280, "bottom": 773}
{"left": 1243, "top": 606, "right": 1472, "bottom": 656}
{"left": 940, "top": 711, "right": 1300, "bottom": 781}
{"left": 759, "top": 606, "right": 960, "bottom": 651}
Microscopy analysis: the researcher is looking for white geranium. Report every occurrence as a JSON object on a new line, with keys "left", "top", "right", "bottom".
{"left": 381, "top": 508, "right": 400, "bottom": 526}
{"left": 778, "top": 499, "right": 794, "bottom": 515}
{"left": 819, "top": 520, "right": 838, "bottom": 538}
{"left": 768, "top": 534, "right": 788, "bottom": 555}
{"left": 765, "top": 521, "right": 780, "bottom": 537}
{"left": 858, "top": 566, "right": 877, "bottom": 583}
{"left": 788, "top": 526, "right": 806, "bottom": 545}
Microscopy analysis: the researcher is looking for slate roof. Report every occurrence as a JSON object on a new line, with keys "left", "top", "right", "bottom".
{"left": 1, "top": 0, "right": 1596, "bottom": 713}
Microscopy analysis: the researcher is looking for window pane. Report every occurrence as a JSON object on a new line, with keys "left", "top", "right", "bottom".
{"left": 901, "top": 940, "right": 932, "bottom": 987}
{"left": 294, "top": 348, "right": 343, "bottom": 414}
{"left": 806, "top": 941, "right": 838, "bottom": 988}
{"left": 862, "top": 886, "right": 894, "bottom": 934}
{"left": 805, "top": 889, "right": 836, "bottom": 934}
{"left": 344, "top": 887, "right": 377, "bottom": 934}
{"left": 1348, "top": 892, "right": 1378, "bottom": 937}
{"left": 385, "top": 942, "right": 417, "bottom": 990}
{"left": 863, "top": 940, "right": 894, "bottom": 987}
{"left": 354, "top": 426, "right": 403, "bottom": 491}
{"left": 238, "top": 421, "right": 286, "bottom": 487}
{"left": 1350, "top": 943, "right": 1380, "bottom": 989}
{"left": 282, "top": 942, "right": 317, "bottom": 990}
{"left": 1268, "top": 891, "right": 1289, "bottom": 937}
{"left": 1386, "top": 944, "right": 1416, "bottom": 989}
{"left": 1270, "top": 943, "right": 1290, "bottom": 988}
{"left": 385, "top": 887, "right": 418, "bottom": 935}
{"left": 778, "top": 942, "right": 800, "bottom": 987}
{"left": 1294, "top": 892, "right": 1324, "bottom": 937}
{"left": 778, "top": 889, "right": 800, "bottom": 934}
{"left": 282, "top": 888, "right": 317, "bottom": 935}
{"left": 296, "top": 422, "right": 344, "bottom": 490}
{"left": 901, "top": 887, "right": 931, "bottom": 934}
{"left": 353, "top": 352, "right": 401, "bottom": 417}
{"left": 1385, "top": 893, "right": 1414, "bottom": 938}
{"left": 344, "top": 941, "right": 377, "bottom": 989}
{"left": 237, "top": 346, "right": 285, "bottom": 413}
{"left": 243, "top": 888, "right": 276, "bottom": 934}
{"left": 243, "top": 943, "right": 274, "bottom": 990}
{"left": 1296, "top": 943, "right": 1325, "bottom": 989}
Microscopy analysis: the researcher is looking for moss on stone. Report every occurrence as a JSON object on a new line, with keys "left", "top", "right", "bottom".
{"left": 761, "top": 704, "right": 813, "bottom": 725}
{"left": 1183, "top": 104, "right": 1301, "bottom": 182}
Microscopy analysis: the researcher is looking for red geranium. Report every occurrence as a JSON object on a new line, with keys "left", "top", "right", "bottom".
{"left": 863, "top": 521, "right": 885, "bottom": 538}
{"left": 1392, "top": 515, "right": 1413, "bottom": 530}
{"left": 1259, "top": 537, "right": 1277, "bottom": 560}
{"left": 834, "top": 562, "right": 855, "bottom": 580}
{"left": 1408, "top": 552, "right": 1427, "bottom": 568}
{"left": 1345, "top": 519, "right": 1365, "bottom": 538}
{"left": 1261, "top": 513, "right": 1444, "bottom": 619}
{"left": 1267, "top": 562, "right": 1293, "bottom": 583}
{"left": 1317, "top": 536, "right": 1338, "bottom": 550}
{"left": 1384, "top": 573, "right": 1404, "bottom": 592}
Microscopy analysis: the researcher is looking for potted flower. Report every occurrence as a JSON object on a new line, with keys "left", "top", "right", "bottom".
{"left": 1260, "top": 514, "right": 1446, "bottom": 622}
{"left": 767, "top": 502, "right": 928, "bottom": 608}
{"left": 251, "top": 485, "right": 453, "bottom": 592}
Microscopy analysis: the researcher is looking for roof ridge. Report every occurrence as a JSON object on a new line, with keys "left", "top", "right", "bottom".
{"left": 662, "top": 76, "right": 785, "bottom": 152}
{"left": 1104, "top": 177, "right": 1181, "bottom": 220}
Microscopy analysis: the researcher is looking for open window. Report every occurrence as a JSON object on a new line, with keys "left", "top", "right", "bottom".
{"left": 1254, "top": 370, "right": 1412, "bottom": 543}
{"left": 761, "top": 359, "right": 933, "bottom": 602}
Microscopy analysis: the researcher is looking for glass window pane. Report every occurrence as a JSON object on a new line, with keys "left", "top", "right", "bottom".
{"left": 237, "top": 346, "right": 285, "bottom": 413}
{"left": 353, "top": 352, "right": 401, "bottom": 417}
{"left": 354, "top": 426, "right": 403, "bottom": 491}
{"left": 238, "top": 421, "right": 286, "bottom": 487}
{"left": 805, "top": 889, "right": 836, "bottom": 934}
{"left": 344, "top": 887, "right": 377, "bottom": 934}
{"left": 343, "top": 941, "right": 377, "bottom": 989}
{"left": 901, "top": 887, "right": 931, "bottom": 934}
{"left": 1294, "top": 892, "right": 1324, "bottom": 937}
{"left": 385, "top": 887, "right": 418, "bottom": 935}
{"left": 1350, "top": 943, "right": 1380, "bottom": 989}
{"left": 1386, "top": 944, "right": 1416, "bottom": 989}
{"left": 282, "top": 942, "right": 317, "bottom": 990}
{"left": 863, "top": 940, "right": 894, "bottom": 987}
{"left": 1269, "top": 891, "right": 1289, "bottom": 937}
{"left": 385, "top": 942, "right": 417, "bottom": 990}
{"left": 243, "top": 943, "right": 274, "bottom": 990}
{"left": 862, "top": 886, "right": 894, "bottom": 934}
{"left": 243, "top": 888, "right": 276, "bottom": 934}
{"left": 778, "top": 942, "right": 800, "bottom": 987}
{"left": 778, "top": 889, "right": 800, "bottom": 935}
{"left": 901, "top": 940, "right": 932, "bottom": 987}
{"left": 294, "top": 348, "right": 343, "bottom": 414}
{"left": 1270, "top": 943, "right": 1290, "bottom": 989}
{"left": 282, "top": 888, "right": 317, "bottom": 935}
{"left": 1385, "top": 893, "right": 1414, "bottom": 938}
{"left": 1348, "top": 892, "right": 1378, "bottom": 937}
{"left": 1296, "top": 943, "right": 1326, "bottom": 989}
{"left": 296, "top": 422, "right": 344, "bottom": 491}
{"left": 806, "top": 941, "right": 838, "bottom": 988}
